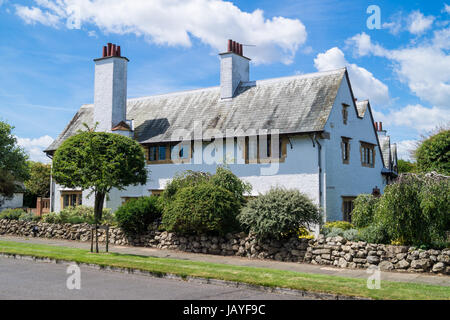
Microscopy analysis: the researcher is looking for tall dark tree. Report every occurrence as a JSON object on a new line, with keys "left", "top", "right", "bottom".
{"left": 52, "top": 128, "right": 147, "bottom": 252}
{"left": 0, "top": 121, "right": 29, "bottom": 206}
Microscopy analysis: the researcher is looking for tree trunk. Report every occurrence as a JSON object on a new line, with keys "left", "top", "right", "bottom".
{"left": 93, "top": 191, "right": 106, "bottom": 253}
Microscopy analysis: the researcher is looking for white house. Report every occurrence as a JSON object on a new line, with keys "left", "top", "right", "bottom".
{"left": 45, "top": 41, "right": 397, "bottom": 222}
{"left": 0, "top": 183, "right": 24, "bottom": 211}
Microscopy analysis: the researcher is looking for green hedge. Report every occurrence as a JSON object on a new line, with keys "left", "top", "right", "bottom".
{"left": 115, "top": 196, "right": 162, "bottom": 235}
{"left": 161, "top": 167, "right": 250, "bottom": 235}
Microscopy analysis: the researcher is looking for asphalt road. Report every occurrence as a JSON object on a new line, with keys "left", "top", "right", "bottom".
{"left": 0, "top": 257, "right": 306, "bottom": 300}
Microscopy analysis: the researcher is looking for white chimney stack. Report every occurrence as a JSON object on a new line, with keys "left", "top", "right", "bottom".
{"left": 219, "top": 39, "right": 250, "bottom": 99}
{"left": 93, "top": 43, "right": 128, "bottom": 132}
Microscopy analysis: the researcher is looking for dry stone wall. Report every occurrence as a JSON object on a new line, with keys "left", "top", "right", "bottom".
{"left": 1, "top": 219, "right": 448, "bottom": 275}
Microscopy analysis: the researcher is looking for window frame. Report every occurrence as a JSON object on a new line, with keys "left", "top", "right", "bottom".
{"left": 60, "top": 191, "right": 82, "bottom": 209}
{"left": 342, "top": 196, "right": 356, "bottom": 222}
{"left": 341, "top": 137, "right": 351, "bottom": 164}
{"left": 360, "top": 141, "right": 376, "bottom": 168}
{"left": 342, "top": 103, "right": 349, "bottom": 125}
{"left": 144, "top": 142, "right": 192, "bottom": 164}
{"left": 243, "top": 135, "right": 287, "bottom": 164}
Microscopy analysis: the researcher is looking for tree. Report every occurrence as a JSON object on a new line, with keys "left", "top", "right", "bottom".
{"left": 25, "top": 161, "right": 51, "bottom": 197}
{"left": 0, "top": 121, "right": 29, "bottom": 205}
{"left": 397, "top": 159, "right": 416, "bottom": 173}
{"left": 52, "top": 128, "right": 147, "bottom": 252}
{"left": 414, "top": 129, "right": 449, "bottom": 175}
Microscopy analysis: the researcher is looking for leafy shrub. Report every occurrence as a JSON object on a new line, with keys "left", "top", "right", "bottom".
{"left": 374, "top": 173, "right": 449, "bottom": 246}
{"left": 42, "top": 206, "right": 114, "bottom": 225}
{"left": 161, "top": 167, "right": 250, "bottom": 235}
{"left": 326, "top": 227, "right": 344, "bottom": 238}
{"left": 321, "top": 221, "right": 354, "bottom": 235}
{"left": 238, "top": 187, "right": 322, "bottom": 240}
{"left": 162, "top": 183, "right": 240, "bottom": 235}
{"left": 163, "top": 167, "right": 251, "bottom": 204}
{"left": 358, "top": 223, "right": 390, "bottom": 244}
{"left": 18, "top": 211, "right": 35, "bottom": 222}
{"left": 297, "top": 227, "right": 315, "bottom": 239}
{"left": 115, "top": 196, "right": 162, "bottom": 235}
{"left": 351, "top": 194, "right": 379, "bottom": 228}
{"left": 343, "top": 228, "right": 360, "bottom": 241}
{"left": 0, "top": 208, "right": 25, "bottom": 220}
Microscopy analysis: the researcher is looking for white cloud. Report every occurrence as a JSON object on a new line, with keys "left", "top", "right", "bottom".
{"left": 15, "top": 5, "right": 60, "bottom": 27}
{"left": 396, "top": 139, "right": 417, "bottom": 161}
{"left": 347, "top": 31, "right": 450, "bottom": 107}
{"left": 444, "top": 4, "right": 450, "bottom": 14}
{"left": 16, "top": 135, "right": 54, "bottom": 163}
{"left": 407, "top": 10, "right": 434, "bottom": 35}
{"left": 14, "top": 0, "right": 308, "bottom": 65}
{"left": 373, "top": 104, "right": 450, "bottom": 132}
{"left": 314, "top": 47, "right": 389, "bottom": 105}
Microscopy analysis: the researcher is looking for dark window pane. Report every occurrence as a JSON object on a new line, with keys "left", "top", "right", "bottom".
{"left": 158, "top": 146, "right": 166, "bottom": 160}
{"left": 149, "top": 147, "right": 157, "bottom": 161}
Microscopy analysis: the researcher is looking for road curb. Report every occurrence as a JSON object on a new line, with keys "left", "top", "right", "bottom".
{"left": 0, "top": 252, "right": 370, "bottom": 300}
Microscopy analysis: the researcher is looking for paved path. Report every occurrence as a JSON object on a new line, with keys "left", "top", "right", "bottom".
{"left": 0, "top": 257, "right": 307, "bottom": 300}
{"left": 1, "top": 235, "right": 449, "bottom": 287}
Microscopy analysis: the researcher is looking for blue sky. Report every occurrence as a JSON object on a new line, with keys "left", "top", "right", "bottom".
{"left": 0, "top": 0, "right": 449, "bottom": 162}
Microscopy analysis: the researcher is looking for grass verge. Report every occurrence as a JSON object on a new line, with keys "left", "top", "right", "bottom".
{"left": 0, "top": 240, "right": 449, "bottom": 300}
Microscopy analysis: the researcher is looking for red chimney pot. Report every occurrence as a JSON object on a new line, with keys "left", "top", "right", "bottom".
{"left": 111, "top": 44, "right": 116, "bottom": 56}
{"left": 239, "top": 43, "right": 243, "bottom": 56}
{"left": 228, "top": 39, "right": 232, "bottom": 52}
{"left": 379, "top": 122, "right": 382, "bottom": 131}
{"left": 116, "top": 46, "right": 121, "bottom": 57}
{"left": 107, "top": 43, "right": 112, "bottom": 56}
{"left": 102, "top": 46, "right": 107, "bottom": 58}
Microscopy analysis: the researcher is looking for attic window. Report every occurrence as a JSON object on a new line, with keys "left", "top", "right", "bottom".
{"left": 341, "top": 137, "right": 351, "bottom": 164}
{"left": 360, "top": 141, "right": 376, "bottom": 168}
{"left": 342, "top": 104, "right": 349, "bottom": 125}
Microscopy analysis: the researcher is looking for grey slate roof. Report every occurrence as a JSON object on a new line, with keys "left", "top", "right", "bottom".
{"left": 355, "top": 100, "right": 369, "bottom": 118}
{"left": 45, "top": 68, "right": 346, "bottom": 152}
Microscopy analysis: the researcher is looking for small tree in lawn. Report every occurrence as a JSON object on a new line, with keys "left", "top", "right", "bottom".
{"left": 52, "top": 126, "right": 147, "bottom": 252}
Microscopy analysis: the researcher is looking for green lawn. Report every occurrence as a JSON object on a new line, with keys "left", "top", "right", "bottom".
{"left": 0, "top": 240, "right": 449, "bottom": 300}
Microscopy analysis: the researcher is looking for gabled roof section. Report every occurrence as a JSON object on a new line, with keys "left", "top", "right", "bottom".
{"left": 45, "top": 68, "right": 346, "bottom": 152}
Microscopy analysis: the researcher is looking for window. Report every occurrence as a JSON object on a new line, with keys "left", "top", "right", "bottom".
{"left": 61, "top": 191, "right": 82, "bottom": 209}
{"left": 341, "top": 137, "right": 351, "bottom": 164}
{"left": 360, "top": 142, "right": 376, "bottom": 167}
{"left": 121, "top": 197, "right": 140, "bottom": 204}
{"left": 342, "top": 104, "right": 349, "bottom": 125}
{"left": 149, "top": 189, "right": 164, "bottom": 196}
{"left": 170, "top": 143, "right": 189, "bottom": 160}
{"left": 244, "top": 135, "right": 287, "bottom": 164}
{"left": 158, "top": 146, "right": 167, "bottom": 160}
{"left": 342, "top": 196, "right": 356, "bottom": 222}
{"left": 145, "top": 142, "right": 191, "bottom": 164}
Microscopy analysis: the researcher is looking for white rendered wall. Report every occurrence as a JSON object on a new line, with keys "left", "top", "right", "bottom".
{"left": 220, "top": 52, "right": 250, "bottom": 99}
{"left": 0, "top": 193, "right": 24, "bottom": 210}
{"left": 322, "top": 79, "right": 385, "bottom": 221}
{"left": 93, "top": 57, "right": 128, "bottom": 132}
